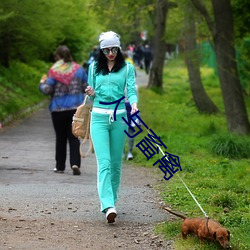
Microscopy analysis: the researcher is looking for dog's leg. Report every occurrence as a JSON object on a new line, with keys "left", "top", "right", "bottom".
{"left": 181, "top": 231, "right": 188, "bottom": 240}
{"left": 199, "top": 237, "right": 205, "bottom": 248}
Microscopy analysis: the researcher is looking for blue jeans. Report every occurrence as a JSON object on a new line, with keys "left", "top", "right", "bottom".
{"left": 90, "top": 111, "right": 127, "bottom": 212}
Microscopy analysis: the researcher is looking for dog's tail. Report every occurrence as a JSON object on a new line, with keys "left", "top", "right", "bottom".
{"left": 161, "top": 206, "right": 187, "bottom": 220}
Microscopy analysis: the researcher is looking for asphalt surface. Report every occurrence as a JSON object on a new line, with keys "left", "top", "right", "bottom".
{"left": 0, "top": 106, "right": 166, "bottom": 222}
{"left": 0, "top": 70, "right": 172, "bottom": 249}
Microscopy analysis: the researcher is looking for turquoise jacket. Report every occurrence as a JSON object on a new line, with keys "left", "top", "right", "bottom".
{"left": 87, "top": 62, "right": 138, "bottom": 110}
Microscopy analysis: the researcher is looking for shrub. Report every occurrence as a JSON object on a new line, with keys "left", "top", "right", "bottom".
{"left": 210, "top": 191, "right": 237, "bottom": 209}
{"left": 210, "top": 134, "right": 250, "bottom": 159}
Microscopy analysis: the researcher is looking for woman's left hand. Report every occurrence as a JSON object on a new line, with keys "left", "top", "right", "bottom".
{"left": 131, "top": 103, "right": 138, "bottom": 114}
{"left": 85, "top": 86, "right": 96, "bottom": 97}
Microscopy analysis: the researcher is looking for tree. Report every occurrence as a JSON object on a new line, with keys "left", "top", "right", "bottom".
{"left": 232, "top": 0, "right": 250, "bottom": 96}
{"left": 232, "top": 0, "right": 250, "bottom": 40}
{"left": 148, "top": 0, "right": 177, "bottom": 89}
{"left": 191, "top": 0, "right": 250, "bottom": 134}
{"left": 184, "top": 1, "right": 218, "bottom": 114}
{"left": 0, "top": 0, "right": 98, "bottom": 66}
{"left": 91, "top": 0, "right": 155, "bottom": 47}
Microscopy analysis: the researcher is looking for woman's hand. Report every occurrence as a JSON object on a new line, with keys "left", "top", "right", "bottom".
{"left": 85, "top": 86, "right": 96, "bottom": 97}
{"left": 131, "top": 103, "right": 138, "bottom": 114}
{"left": 40, "top": 74, "right": 47, "bottom": 83}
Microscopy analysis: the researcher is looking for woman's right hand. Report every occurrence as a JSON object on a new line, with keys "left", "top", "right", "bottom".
{"left": 85, "top": 86, "right": 95, "bottom": 97}
{"left": 40, "top": 74, "right": 47, "bottom": 83}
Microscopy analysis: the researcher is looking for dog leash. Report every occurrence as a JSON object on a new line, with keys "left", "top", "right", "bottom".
{"left": 176, "top": 175, "right": 209, "bottom": 218}
{"left": 151, "top": 135, "right": 209, "bottom": 218}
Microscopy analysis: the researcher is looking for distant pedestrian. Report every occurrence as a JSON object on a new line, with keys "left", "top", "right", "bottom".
{"left": 87, "top": 46, "right": 99, "bottom": 70}
{"left": 134, "top": 45, "right": 144, "bottom": 69}
{"left": 143, "top": 44, "right": 152, "bottom": 74}
{"left": 85, "top": 31, "right": 138, "bottom": 223}
{"left": 123, "top": 52, "right": 138, "bottom": 160}
{"left": 124, "top": 86, "right": 140, "bottom": 161}
{"left": 39, "top": 45, "right": 88, "bottom": 175}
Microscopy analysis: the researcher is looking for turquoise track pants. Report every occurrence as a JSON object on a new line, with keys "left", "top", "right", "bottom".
{"left": 90, "top": 111, "right": 127, "bottom": 212}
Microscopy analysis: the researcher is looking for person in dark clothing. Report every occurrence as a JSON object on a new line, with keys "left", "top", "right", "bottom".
{"left": 143, "top": 44, "right": 152, "bottom": 74}
{"left": 39, "top": 45, "right": 88, "bottom": 175}
{"left": 88, "top": 46, "right": 99, "bottom": 67}
{"left": 133, "top": 45, "right": 144, "bottom": 69}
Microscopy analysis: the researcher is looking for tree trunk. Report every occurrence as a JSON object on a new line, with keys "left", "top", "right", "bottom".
{"left": 184, "top": 5, "right": 218, "bottom": 114}
{"left": 147, "top": 0, "right": 169, "bottom": 89}
{"left": 212, "top": 0, "right": 250, "bottom": 134}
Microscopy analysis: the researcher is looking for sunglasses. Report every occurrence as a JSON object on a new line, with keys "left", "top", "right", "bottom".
{"left": 102, "top": 47, "right": 119, "bottom": 55}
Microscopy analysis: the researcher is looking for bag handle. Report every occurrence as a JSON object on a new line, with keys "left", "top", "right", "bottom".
{"left": 79, "top": 111, "right": 93, "bottom": 158}
{"left": 83, "top": 94, "right": 88, "bottom": 105}
{"left": 79, "top": 137, "right": 93, "bottom": 158}
{"left": 79, "top": 95, "right": 93, "bottom": 158}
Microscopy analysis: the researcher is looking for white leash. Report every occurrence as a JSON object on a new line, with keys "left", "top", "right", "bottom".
{"left": 147, "top": 129, "right": 209, "bottom": 218}
{"left": 177, "top": 175, "right": 209, "bottom": 218}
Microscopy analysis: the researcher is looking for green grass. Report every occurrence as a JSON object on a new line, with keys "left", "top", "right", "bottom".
{"left": 210, "top": 134, "right": 250, "bottom": 159}
{"left": 0, "top": 60, "right": 50, "bottom": 123}
{"left": 130, "top": 58, "right": 250, "bottom": 250}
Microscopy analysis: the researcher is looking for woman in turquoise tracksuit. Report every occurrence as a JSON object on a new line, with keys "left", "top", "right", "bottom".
{"left": 86, "top": 31, "right": 138, "bottom": 223}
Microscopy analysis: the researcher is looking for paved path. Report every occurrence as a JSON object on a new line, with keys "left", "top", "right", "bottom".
{"left": 0, "top": 107, "right": 165, "bottom": 224}
{"left": 0, "top": 71, "right": 173, "bottom": 249}
{"left": 135, "top": 68, "right": 149, "bottom": 88}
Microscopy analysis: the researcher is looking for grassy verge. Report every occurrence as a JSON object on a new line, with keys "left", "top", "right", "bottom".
{"left": 131, "top": 58, "right": 250, "bottom": 250}
{"left": 0, "top": 60, "right": 50, "bottom": 125}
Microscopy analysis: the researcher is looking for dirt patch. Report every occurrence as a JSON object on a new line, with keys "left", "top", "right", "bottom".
{"left": 0, "top": 215, "right": 174, "bottom": 250}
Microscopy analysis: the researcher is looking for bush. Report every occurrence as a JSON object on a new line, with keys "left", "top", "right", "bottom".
{"left": 210, "top": 191, "right": 237, "bottom": 209}
{"left": 0, "top": 60, "right": 49, "bottom": 123}
{"left": 210, "top": 134, "right": 250, "bottom": 159}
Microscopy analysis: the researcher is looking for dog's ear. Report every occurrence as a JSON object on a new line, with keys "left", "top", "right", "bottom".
{"left": 227, "top": 230, "right": 230, "bottom": 240}
{"left": 213, "top": 231, "right": 217, "bottom": 240}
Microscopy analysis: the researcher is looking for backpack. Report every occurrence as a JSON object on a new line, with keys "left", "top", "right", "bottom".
{"left": 72, "top": 95, "right": 93, "bottom": 158}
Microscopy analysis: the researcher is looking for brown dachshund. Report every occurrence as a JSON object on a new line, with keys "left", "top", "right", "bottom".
{"left": 162, "top": 207, "right": 231, "bottom": 249}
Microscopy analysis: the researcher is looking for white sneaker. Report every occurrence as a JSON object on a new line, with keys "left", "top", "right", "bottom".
{"left": 72, "top": 165, "right": 81, "bottom": 175}
{"left": 127, "top": 152, "right": 133, "bottom": 160}
{"left": 53, "top": 168, "right": 64, "bottom": 173}
{"left": 105, "top": 207, "right": 117, "bottom": 223}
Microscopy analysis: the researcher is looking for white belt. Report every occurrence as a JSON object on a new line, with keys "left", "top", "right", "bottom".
{"left": 92, "top": 107, "right": 126, "bottom": 124}
{"left": 92, "top": 107, "right": 126, "bottom": 114}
